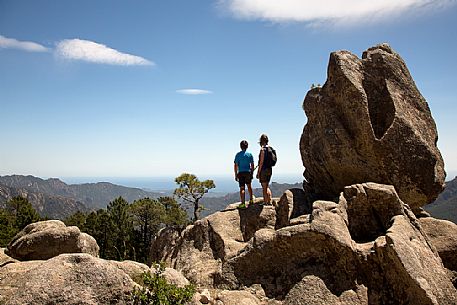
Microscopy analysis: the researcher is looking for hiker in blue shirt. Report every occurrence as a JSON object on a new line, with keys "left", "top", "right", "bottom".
{"left": 234, "top": 140, "right": 255, "bottom": 209}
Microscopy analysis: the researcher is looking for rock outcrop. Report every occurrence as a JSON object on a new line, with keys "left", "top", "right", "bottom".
{"left": 151, "top": 183, "right": 457, "bottom": 304}
{"left": 158, "top": 44, "right": 454, "bottom": 304}
{"left": 5, "top": 220, "right": 99, "bottom": 260}
{"left": 0, "top": 253, "right": 136, "bottom": 305}
{"left": 275, "top": 188, "right": 312, "bottom": 229}
{"left": 299, "top": 43, "right": 445, "bottom": 210}
{"left": 419, "top": 217, "right": 457, "bottom": 272}
{"left": 0, "top": 248, "right": 190, "bottom": 304}
{"left": 150, "top": 200, "right": 277, "bottom": 287}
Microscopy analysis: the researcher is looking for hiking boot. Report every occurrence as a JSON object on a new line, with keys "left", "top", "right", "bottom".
{"left": 237, "top": 203, "right": 247, "bottom": 209}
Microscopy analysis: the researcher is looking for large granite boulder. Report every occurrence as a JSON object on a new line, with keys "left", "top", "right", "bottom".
{"left": 151, "top": 202, "right": 277, "bottom": 287}
{"left": 0, "top": 253, "right": 136, "bottom": 304}
{"left": 148, "top": 226, "right": 182, "bottom": 266}
{"left": 419, "top": 217, "right": 457, "bottom": 272}
{"left": 110, "top": 259, "right": 190, "bottom": 287}
{"left": 5, "top": 220, "right": 99, "bottom": 260}
{"left": 299, "top": 43, "right": 445, "bottom": 210}
{"left": 0, "top": 252, "right": 191, "bottom": 305}
{"left": 275, "top": 188, "right": 312, "bottom": 229}
{"left": 343, "top": 184, "right": 455, "bottom": 304}
{"left": 110, "top": 259, "right": 151, "bottom": 284}
{"left": 151, "top": 183, "right": 457, "bottom": 304}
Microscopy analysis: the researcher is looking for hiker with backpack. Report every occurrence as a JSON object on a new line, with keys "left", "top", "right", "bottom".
{"left": 256, "top": 134, "right": 276, "bottom": 205}
{"left": 234, "top": 140, "right": 255, "bottom": 209}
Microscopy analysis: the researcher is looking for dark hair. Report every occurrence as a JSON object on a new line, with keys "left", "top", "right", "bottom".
{"left": 259, "top": 134, "right": 269, "bottom": 146}
{"left": 240, "top": 140, "right": 248, "bottom": 150}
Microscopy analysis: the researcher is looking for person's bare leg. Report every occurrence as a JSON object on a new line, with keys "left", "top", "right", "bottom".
{"left": 247, "top": 184, "right": 253, "bottom": 202}
{"left": 240, "top": 187, "right": 245, "bottom": 203}
{"left": 262, "top": 182, "right": 269, "bottom": 204}
{"left": 267, "top": 185, "right": 272, "bottom": 204}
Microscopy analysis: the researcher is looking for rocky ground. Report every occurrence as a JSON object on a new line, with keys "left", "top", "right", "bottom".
{"left": 150, "top": 184, "right": 457, "bottom": 305}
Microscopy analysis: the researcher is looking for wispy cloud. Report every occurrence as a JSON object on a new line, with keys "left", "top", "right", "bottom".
{"left": 220, "top": 0, "right": 455, "bottom": 26}
{"left": 55, "top": 39, "right": 154, "bottom": 66}
{"left": 0, "top": 35, "right": 49, "bottom": 52}
{"left": 176, "top": 89, "right": 213, "bottom": 95}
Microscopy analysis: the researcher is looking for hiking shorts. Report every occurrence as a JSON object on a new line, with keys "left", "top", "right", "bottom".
{"left": 259, "top": 167, "right": 272, "bottom": 184}
{"left": 237, "top": 172, "right": 252, "bottom": 187}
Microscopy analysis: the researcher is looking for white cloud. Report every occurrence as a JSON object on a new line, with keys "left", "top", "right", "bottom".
{"left": 221, "top": 0, "right": 455, "bottom": 25}
{"left": 55, "top": 39, "right": 154, "bottom": 66}
{"left": 176, "top": 89, "right": 213, "bottom": 95}
{"left": 0, "top": 35, "right": 49, "bottom": 52}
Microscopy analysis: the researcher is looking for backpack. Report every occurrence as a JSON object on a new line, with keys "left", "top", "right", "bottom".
{"left": 264, "top": 146, "right": 277, "bottom": 167}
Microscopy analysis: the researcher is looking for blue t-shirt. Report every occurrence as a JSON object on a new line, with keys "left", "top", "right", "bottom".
{"left": 234, "top": 151, "right": 254, "bottom": 173}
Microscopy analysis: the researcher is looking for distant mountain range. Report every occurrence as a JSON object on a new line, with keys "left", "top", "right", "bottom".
{"left": 0, "top": 175, "right": 303, "bottom": 220}
{"left": 0, "top": 175, "right": 163, "bottom": 219}
{"left": 4, "top": 173, "right": 454, "bottom": 224}
{"left": 0, "top": 183, "right": 88, "bottom": 220}
{"left": 425, "top": 176, "right": 457, "bottom": 224}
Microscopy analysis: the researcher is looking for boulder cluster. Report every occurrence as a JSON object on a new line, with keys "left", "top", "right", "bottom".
{"left": 1, "top": 44, "right": 456, "bottom": 305}
{"left": 150, "top": 184, "right": 457, "bottom": 305}
{"left": 148, "top": 44, "right": 457, "bottom": 305}
{"left": 0, "top": 220, "right": 189, "bottom": 304}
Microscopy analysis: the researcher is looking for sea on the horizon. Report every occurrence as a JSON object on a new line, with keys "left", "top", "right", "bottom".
{"left": 61, "top": 174, "right": 303, "bottom": 195}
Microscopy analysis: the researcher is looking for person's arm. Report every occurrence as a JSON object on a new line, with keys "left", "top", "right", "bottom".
{"left": 234, "top": 163, "right": 239, "bottom": 181}
{"left": 250, "top": 154, "right": 255, "bottom": 173}
{"left": 257, "top": 149, "right": 264, "bottom": 179}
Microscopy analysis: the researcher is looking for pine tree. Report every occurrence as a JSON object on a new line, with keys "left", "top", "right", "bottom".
{"left": 107, "top": 197, "right": 133, "bottom": 260}
{"left": 130, "top": 198, "right": 165, "bottom": 263}
{"left": 6, "top": 196, "right": 40, "bottom": 230}
{"left": 0, "top": 196, "right": 40, "bottom": 247}
{"left": 64, "top": 211, "right": 87, "bottom": 229}
{"left": 174, "top": 173, "right": 215, "bottom": 222}
{"left": 84, "top": 209, "right": 115, "bottom": 259}
{"left": 158, "top": 196, "right": 188, "bottom": 227}
{"left": 0, "top": 209, "right": 17, "bottom": 247}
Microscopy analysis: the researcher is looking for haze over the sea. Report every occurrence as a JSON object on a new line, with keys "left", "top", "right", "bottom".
{"left": 61, "top": 174, "right": 303, "bottom": 194}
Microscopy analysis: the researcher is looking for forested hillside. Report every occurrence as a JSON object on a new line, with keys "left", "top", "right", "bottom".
{"left": 0, "top": 175, "right": 163, "bottom": 218}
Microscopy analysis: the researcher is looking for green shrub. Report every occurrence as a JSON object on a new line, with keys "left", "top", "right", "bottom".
{"left": 131, "top": 264, "right": 195, "bottom": 305}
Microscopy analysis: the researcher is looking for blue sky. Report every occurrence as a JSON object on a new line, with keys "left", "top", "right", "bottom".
{"left": 1, "top": 0, "right": 456, "bottom": 181}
